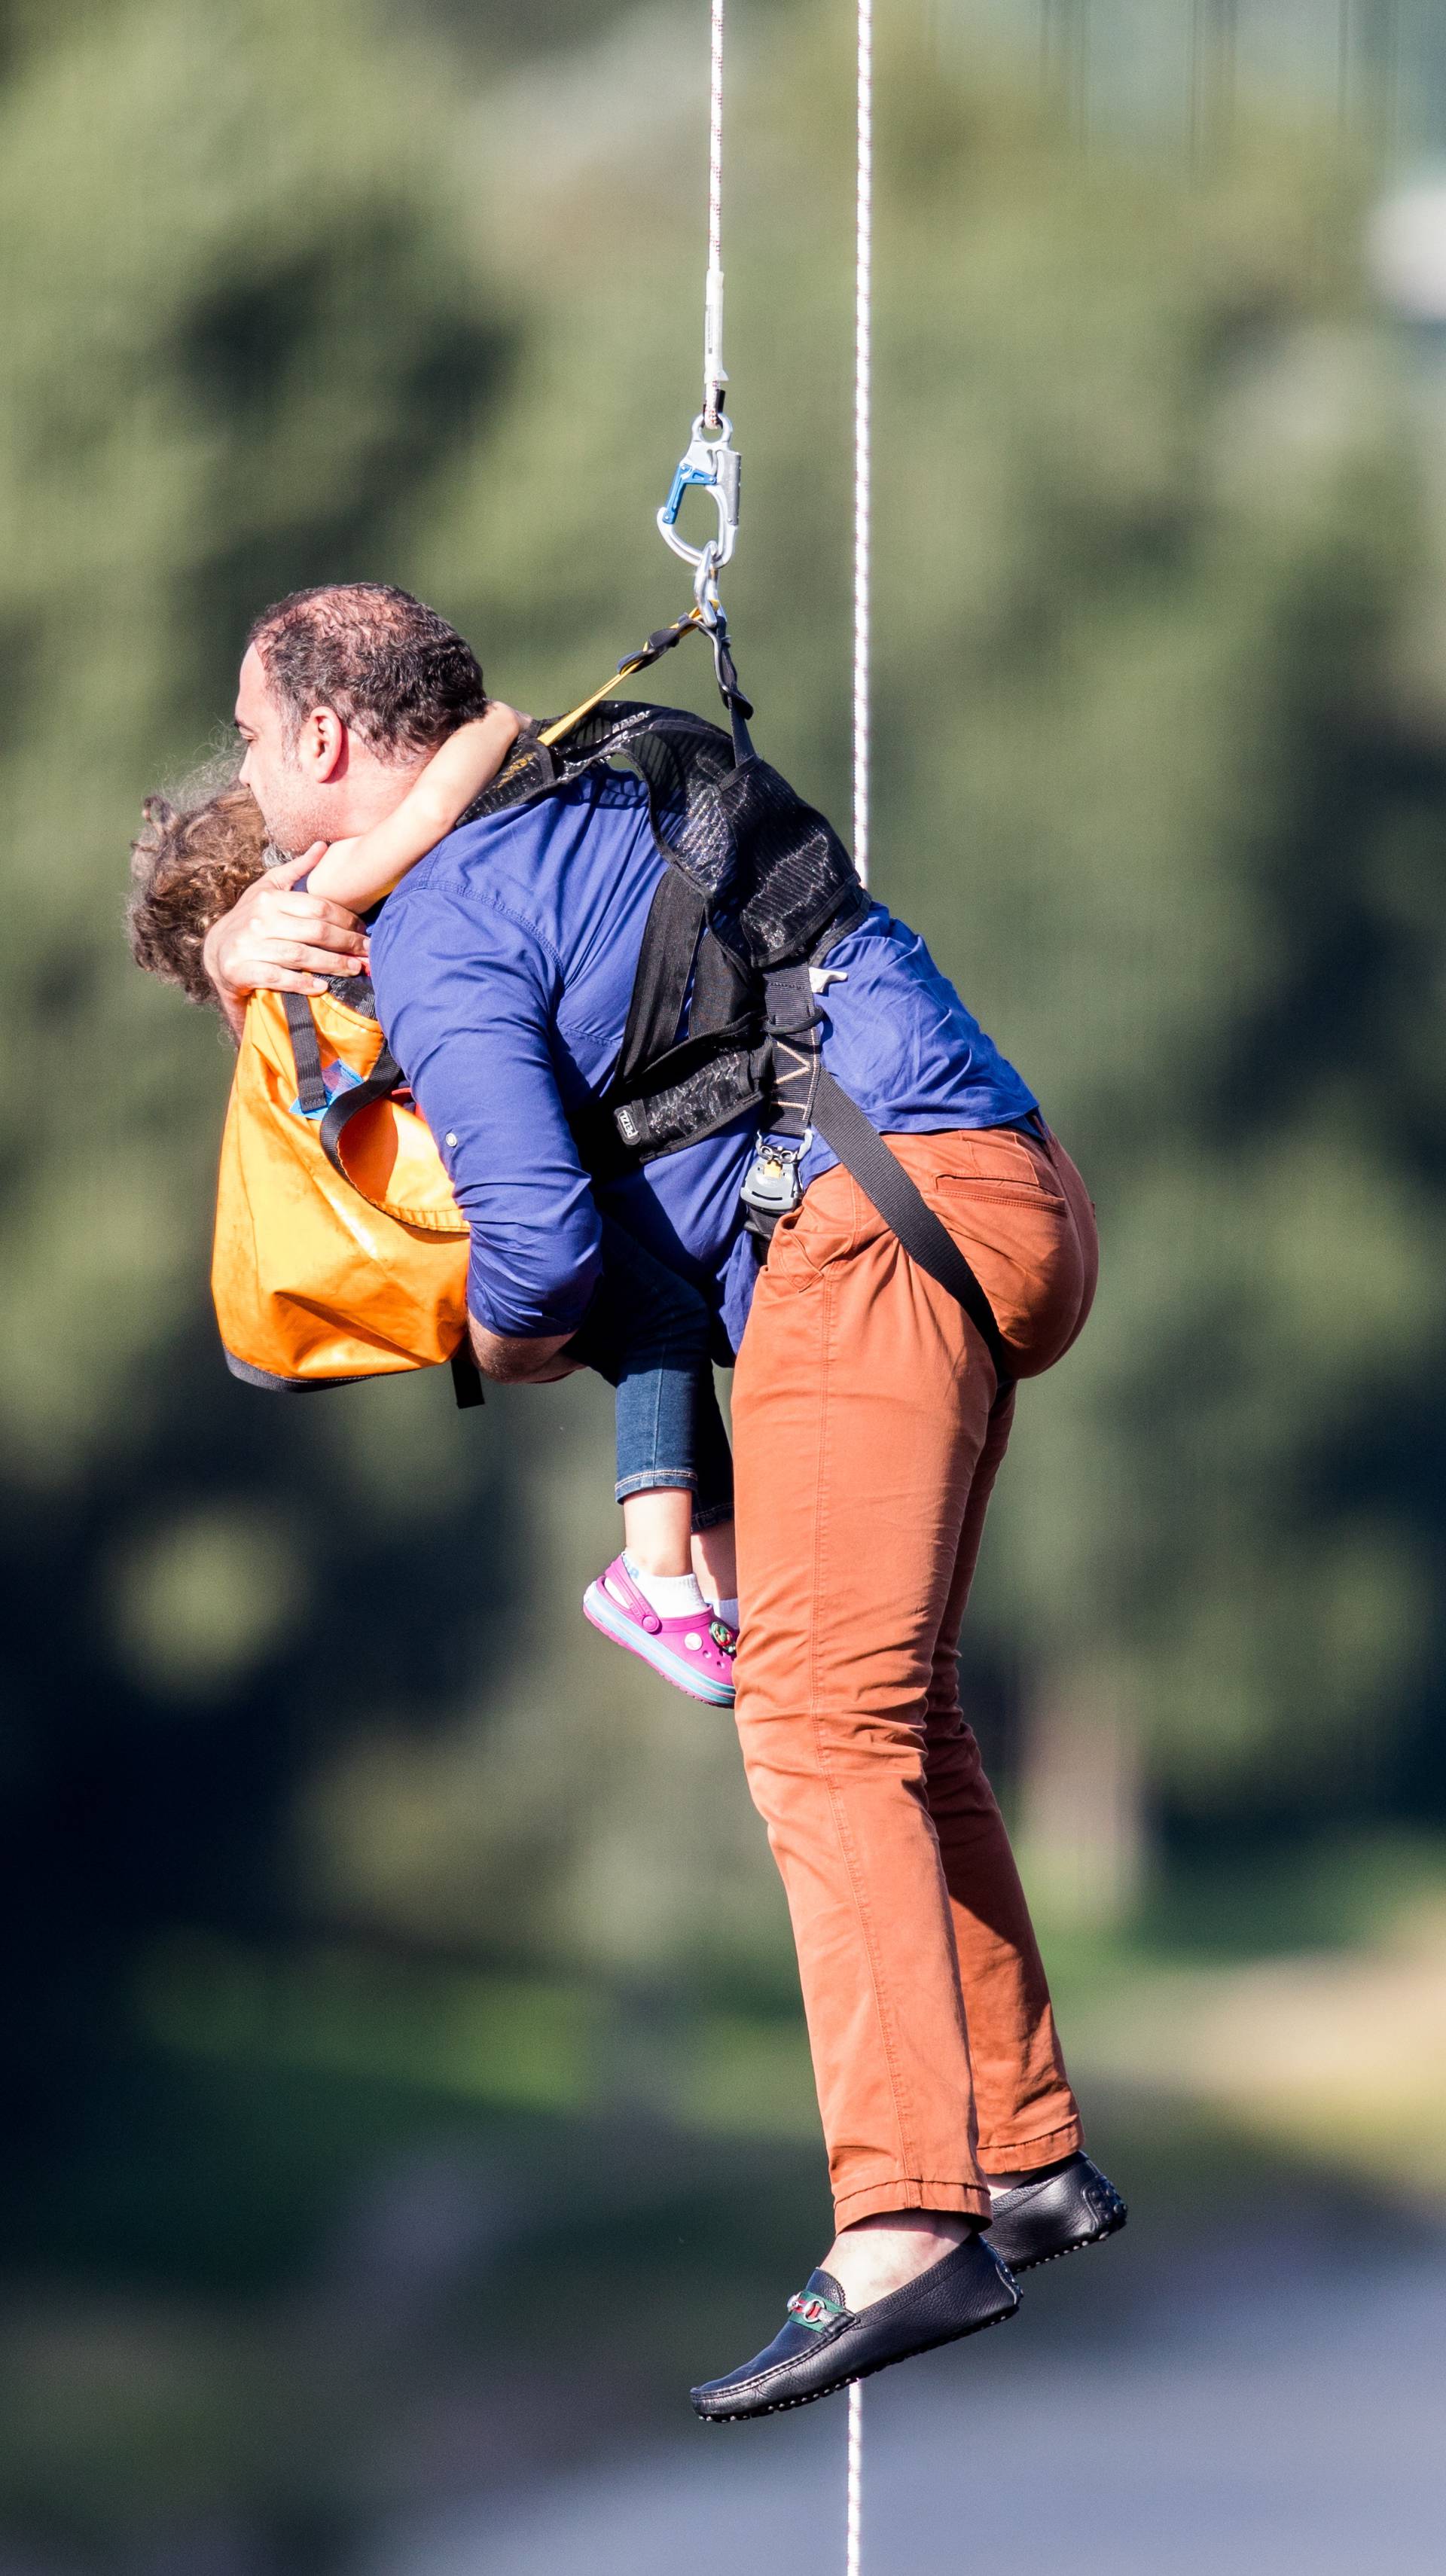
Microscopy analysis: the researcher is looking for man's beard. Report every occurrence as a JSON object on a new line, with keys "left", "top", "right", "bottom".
{"left": 253, "top": 778, "right": 330, "bottom": 861}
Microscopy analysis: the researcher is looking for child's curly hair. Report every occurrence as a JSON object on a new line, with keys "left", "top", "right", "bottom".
{"left": 128, "top": 779, "right": 269, "bottom": 1009}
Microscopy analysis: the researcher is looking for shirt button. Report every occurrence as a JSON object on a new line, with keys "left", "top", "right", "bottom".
{"left": 444, "top": 1133, "right": 458, "bottom": 1148}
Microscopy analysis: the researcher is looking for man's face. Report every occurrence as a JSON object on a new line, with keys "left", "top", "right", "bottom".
{"left": 233, "top": 645, "right": 329, "bottom": 854}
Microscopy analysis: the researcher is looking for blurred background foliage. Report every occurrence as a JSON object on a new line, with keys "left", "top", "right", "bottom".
{"left": 3, "top": 0, "right": 1446, "bottom": 2566}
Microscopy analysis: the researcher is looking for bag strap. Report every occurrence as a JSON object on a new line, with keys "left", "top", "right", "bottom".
{"left": 316, "top": 1044, "right": 404, "bottom": 1180}
{"left": 810, "top": 1072, "right": 1012, "bottom": 1389}
{"left": 762, "top": 965, "right": 1013, "bottom": 1392}
{"left": 283, "top": 988, "right": 402, "bottom": 1174}
{"left": 450, "top": 1346, "right": 486, "bottom": 1410}
{"left": 282, "top": 995, "right": 484, "bottom": 1415}
{"left": 282, "top": 989, "right": 329, "bottom": 1116}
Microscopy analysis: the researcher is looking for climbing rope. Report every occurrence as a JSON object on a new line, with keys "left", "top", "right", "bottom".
{"left": 847, "top": 2379, "right": 864, "bottom": 2573}
{"left": 657, "top": 0, "right": 739, "bottom": 626}
{"left": 847, "top": 0, "right": 874, "bottom": 2546}
{"left": 853, "top": 0, "right": 873, "bottom": 886}
{"left": 705, "top": 0, "right": 727, "bottom": 428}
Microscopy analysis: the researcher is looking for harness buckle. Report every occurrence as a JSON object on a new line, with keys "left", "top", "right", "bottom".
{"left": 740, "top": 1129, "right": 811, "bottom": 1221}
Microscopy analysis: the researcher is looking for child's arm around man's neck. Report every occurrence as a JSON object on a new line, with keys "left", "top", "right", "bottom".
{"left": 305, "top": 703, "right": 521, "bottom": 910}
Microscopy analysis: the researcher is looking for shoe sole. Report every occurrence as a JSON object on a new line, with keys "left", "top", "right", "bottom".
{"left": 988, "top": 2196, "right": 1127, "bottom": 2277}
{"left": 583, "top": 1584, "right": 736, "bottom": 1707}
{"left": 693, "top": 2291, "right": 1018, "bottom": 2424}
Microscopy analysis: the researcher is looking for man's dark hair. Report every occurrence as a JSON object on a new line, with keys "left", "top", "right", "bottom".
{"left": 247, "top": 582, "right": 488, "bottom": 758}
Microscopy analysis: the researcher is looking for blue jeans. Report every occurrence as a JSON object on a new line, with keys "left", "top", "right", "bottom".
{"left": 567, "top": 1218, "right": 734, "bottom": 1532}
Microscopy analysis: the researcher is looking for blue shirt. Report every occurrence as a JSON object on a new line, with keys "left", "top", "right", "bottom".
{"left": 369, "top": 767, "right": 1036, "bottom": 1355}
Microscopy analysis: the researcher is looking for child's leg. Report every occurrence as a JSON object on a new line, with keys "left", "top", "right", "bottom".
{"left": 690, "top": 1373, "right": 737, "bottom": 1613}
{"left": 572, "top": 1219, "right": 738, "bottom": 1703}
{"left": 569, "top": 1217, "right": 720, "bottom": 1577}
{"left": 693, "top": 1519, "right": 738, "bottom": 1609}
{"left": 621, "top": 1485, "right": 695, "bottom": 1580}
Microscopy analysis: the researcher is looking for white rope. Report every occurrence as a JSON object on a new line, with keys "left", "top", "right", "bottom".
{"left": 703, "top": 0, "right": 728, "bottom": 427}
{"left": 847, "top": 2381, "right": 864, "bottom": 2575}
{"left": 848, "top": 17, "right": 874, "bottom": 2529}
{"left": 853, "top": 0, "right": 873, "bottom": 886}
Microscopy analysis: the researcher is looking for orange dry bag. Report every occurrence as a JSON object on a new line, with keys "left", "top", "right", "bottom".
{"left": 212, "top": 985, "right": 481, "bottom": 1403}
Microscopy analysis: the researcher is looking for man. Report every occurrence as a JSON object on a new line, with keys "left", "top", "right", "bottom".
{"left": 208, "top": 581, "right": 1124, "bottom": 2422}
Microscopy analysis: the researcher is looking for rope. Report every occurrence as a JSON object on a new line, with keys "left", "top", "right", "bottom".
{"left": 848, "top": 0, "right": 872, "bottom": 2499}
{"left": 847, "top": 2382, "right": 864, "bottom": 2574}
{"left": 703, "top": 0, "right": 728, "bottom": 428}
{"left": 853, "top": 0, "right": 873, "bottom": 886}
{"left": 848, "top": 4, "right": 874, "bottom": 2522}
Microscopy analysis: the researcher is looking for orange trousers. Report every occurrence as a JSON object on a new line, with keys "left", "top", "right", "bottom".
{"left": 731, "top": 1122, "right": 1098, "bottom": 2227}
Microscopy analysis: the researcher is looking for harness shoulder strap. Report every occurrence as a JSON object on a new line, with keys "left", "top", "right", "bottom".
{"left": 609, "top": 868, "right": 707, "bottom": 1094}
{"left": 691, "top": 928, "right": 753, "bottom": 1036}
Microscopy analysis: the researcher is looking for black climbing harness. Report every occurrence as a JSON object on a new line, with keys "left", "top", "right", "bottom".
{"left": 473, "top": 617, "right": 1015, "bottom": 1395}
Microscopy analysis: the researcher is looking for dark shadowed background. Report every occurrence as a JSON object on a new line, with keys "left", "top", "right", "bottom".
{"left": 2, "top": 2, "right": 1445, "bottom": 2569}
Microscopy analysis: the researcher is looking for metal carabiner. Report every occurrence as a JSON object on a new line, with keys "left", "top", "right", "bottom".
{"left": 657, "top": 412, "right": 741, "bottom": 615}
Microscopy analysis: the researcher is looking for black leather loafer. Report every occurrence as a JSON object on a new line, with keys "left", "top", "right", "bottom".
{"left": 691, "top": 2231, "right": 1020, "bottom": 2423}
{"left": 983, "top": 2152, "right": 1127, "bottom": 2275}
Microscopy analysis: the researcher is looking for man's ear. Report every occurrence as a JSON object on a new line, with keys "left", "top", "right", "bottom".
{"left": 300, "top": 706, "right": 347, "bottom": 782}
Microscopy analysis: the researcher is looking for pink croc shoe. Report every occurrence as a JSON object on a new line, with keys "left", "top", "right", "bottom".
{"left": 582, "top": 1556, "right": 737, "bottom": 1707}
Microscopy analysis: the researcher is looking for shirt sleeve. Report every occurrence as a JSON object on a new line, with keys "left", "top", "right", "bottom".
{"left": 371, "top": 885, "right": 603, "bottom": 1340}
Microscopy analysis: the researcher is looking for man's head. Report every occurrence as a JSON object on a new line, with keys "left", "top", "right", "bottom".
{"left": 235, "top": 582, "right": 487, "bottom": 851}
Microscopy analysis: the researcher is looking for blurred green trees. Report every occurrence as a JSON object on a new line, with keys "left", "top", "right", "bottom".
{"left": 2, "top": 0, "right": 1444, "bottom": 2183}
{"left": 4, "top": 0, "right": 1446, "bottom": 2559}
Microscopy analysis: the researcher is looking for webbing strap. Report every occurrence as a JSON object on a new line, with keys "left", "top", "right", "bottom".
{"left": 282, "top": 988, "right": 404, "bottom": 1175}
{"left": 281, "top": 996, "right": 484, "bottom": 1415}
{"left": 810, "top": 1073, "right": 1012, "bottom": 1389}
{"left": 283, "top": 990, "right": 328, "bottom": 1116}
{"left": 317, "top": 1042, "right": 404, "bottom": 1180}
{"left": 690, "top": 928, "right": 752, "bottom": 1036}
{"left": 539, "top": 608, "right": 755, "bottom": 758}
{"left": 450, "top": 1346, "right": 486, "bottom": 1410}
{"left": 762, "top": 965, "right": 1012, "bottom": 1391}
{"left": 612, "top": 869, "right": 708, "bottom": 1092}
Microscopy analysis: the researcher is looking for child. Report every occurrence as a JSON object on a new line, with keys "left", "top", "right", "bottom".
{"left": 129, "top": 714, "right": 740, "bottom": 1706}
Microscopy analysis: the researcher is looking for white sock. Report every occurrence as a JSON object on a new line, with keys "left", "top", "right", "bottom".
{"left": 622, "top": 1554, "right": 707, "bottom": 1620}
{"left": 716, "top": 1598, "right": 740, "bottom": 1631}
